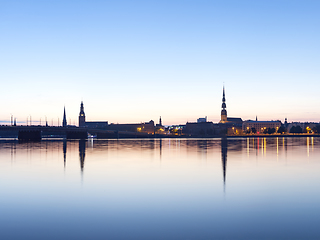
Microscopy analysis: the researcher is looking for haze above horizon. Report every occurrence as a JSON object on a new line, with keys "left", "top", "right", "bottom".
{"left": 1, "top": 0, "right": 319, "bottom": 125}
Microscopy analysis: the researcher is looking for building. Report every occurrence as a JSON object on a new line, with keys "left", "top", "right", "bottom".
{"left": 219, "top": 87, "right": 243, "bottom": 125}
{"left": 155, "top": 116, "right": 166, "bottom": 134}
{"left": 107, "top": 120, "right": 155, "bottom": 134}
{"left": 197, "top": 117, "right": 207, "bottom": 123}
{"left": 185, "top": 122, "right": 215, "bottom": 136}
{"left": 79, "top": 101, "right": 86, "bottom": 127}
{"left": 242, "top": 120, "right": 281, "bottom": 133}
{"left": 218, "top": 87, "right": 243, "bottom": 134}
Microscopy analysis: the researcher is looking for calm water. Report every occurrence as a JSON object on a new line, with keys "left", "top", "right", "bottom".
{"left": 0, "top": 137, "right": 319, "bottom": 240}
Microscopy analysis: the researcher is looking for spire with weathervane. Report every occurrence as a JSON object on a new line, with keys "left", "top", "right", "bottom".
{"left": 220, "top": 86, "right": 228, "bottom": 123}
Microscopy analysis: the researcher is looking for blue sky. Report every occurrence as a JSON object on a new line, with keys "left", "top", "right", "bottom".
{"left": 1, "top": 0, "right": 319, "bottom": 125}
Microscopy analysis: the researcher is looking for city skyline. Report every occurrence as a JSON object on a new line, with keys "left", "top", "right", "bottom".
{"left": 1, "top": 0, "right": 320, "bottom": 125}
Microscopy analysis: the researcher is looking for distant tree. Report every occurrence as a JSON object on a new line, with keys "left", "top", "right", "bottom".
{"left": 296, "top": 126, "right": 303, "bottom": 133}
{"left": 268, "top": 128, "right": 276, "bottom": 134}
{"left": 251, "top": 128, "right": 257, "bottom": 134}
{"left": 290, "top": 126, "right": 296, "bottom": 133}
{"left": 312, "top": 124, "right": 320, "bottom": 133}
{"left": 290, "top": 126, "right": 303, "bottom": 133}
{"left": 277, "top": 126, "right": 286, "bottom": 134}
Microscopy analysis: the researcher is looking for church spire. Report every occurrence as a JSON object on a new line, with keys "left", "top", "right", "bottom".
{"left": 220, "top": 86, "right": 227, "bottom": 123}
{"left": 79, "top": 101, "right": 86, "bottom": 127}
{"left": 62, "top": 106, "right": 67, "bottom": 127}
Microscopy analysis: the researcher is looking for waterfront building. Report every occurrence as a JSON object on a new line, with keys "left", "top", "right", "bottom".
{"left": 155, "top": 116, "right": 165, "bottom": 134}
{"left": 79, "top": 101, "right": 86, "bottom": 127}
{"left": 185, "top": 122, "right": 215, "bottom": 136}
{"left": 107, "top": 120, "right": 155, "bottom": 134}
{"left": 219, "top": 87, "right": 243, "bottom": 125}
{"left": 242, "top": 120, "right": 281, "bottom": 133}
{"left": 218, "top": 87, "right": 243, "bottom": 135}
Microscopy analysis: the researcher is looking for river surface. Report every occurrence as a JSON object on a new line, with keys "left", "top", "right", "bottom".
{"left": 0, "top": 137, "right": 319, "bottom": 240}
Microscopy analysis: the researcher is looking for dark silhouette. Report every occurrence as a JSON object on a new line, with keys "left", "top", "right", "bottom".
{"left": 79, "top": 101, "right": 86, "bottom": 127}
{"left": 221, "top": 137, "right": 227, "bottom": 191}
{"left": 159, "top": 139, "right": 162, "bottom": 160}
{"left": 290, "top": 126, "right": 303, "bottom": 133}
{"left": 312, "top": 124, "right": 320, "bottom": 133}
{"left": 267, "top": 128, "right": 276, "bottom": 134}
{"left": 79, "top": 140, "right": 86, "bottom": 172}
{"left": 63, "top": 140, "right": 67, "bottom": 168}
{"left": 63, "top": 106, "right": 67, "bottom": 127}
{"left": 18, "top": 130, "right": 41, "bottom": 141}
{"left": 277, "top": 126, "right": 286, "bottom": 134}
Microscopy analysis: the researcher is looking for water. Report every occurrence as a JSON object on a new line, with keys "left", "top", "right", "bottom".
{"left": 0, "top": 137, "right": 319, "bottom": 240}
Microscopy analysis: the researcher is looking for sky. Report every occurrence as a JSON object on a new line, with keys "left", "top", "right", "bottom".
{"left": 1, "top": 0, "right": 319, "bottom": 125}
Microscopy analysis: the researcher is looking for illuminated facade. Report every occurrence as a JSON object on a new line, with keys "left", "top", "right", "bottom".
{"left": 242, "top": 120, "right": 281, "bottom": 133}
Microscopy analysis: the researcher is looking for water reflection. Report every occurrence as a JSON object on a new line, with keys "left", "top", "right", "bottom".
{"left": 159, "top": 139, "right": 162, "bottom": 160}
{"left": 1, "top": 137, "right": 320, "bottom": 240}
{"left": 63, "top": 140, "right": 67, "bottom": 168}
{"left": 221, "top": 138, "right": 227, "bottom": 190}
{"left": 79, "top": 139, "right": 86, "bottom": 172}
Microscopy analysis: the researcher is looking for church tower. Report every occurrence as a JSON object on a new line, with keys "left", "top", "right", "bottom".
{"left": 62, "top": 106, "right": 67, "bottom": 127}
{"left": 220, "top": 87, "right": 227, "bottom": 123}
{"left": 79, "top": 101, "right": 86, "bottom": 127}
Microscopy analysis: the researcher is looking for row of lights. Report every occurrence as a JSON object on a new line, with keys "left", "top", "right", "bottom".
{"left": 8, "top": 115, "right": 76, "bottom": 127}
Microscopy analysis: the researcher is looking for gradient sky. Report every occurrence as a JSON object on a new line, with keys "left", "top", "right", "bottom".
{"left": 1, "top": 0, "right": 319, "bottom": 125}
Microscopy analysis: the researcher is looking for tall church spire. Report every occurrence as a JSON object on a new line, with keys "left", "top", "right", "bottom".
{"left": 79, "top": 101, "right": 86, "bottom": 127}
{"left": 62, "top": 106, "right": 67, "bottom": 127}
{"left": 220, "top": 86, "right": 227, "bottom": 123}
